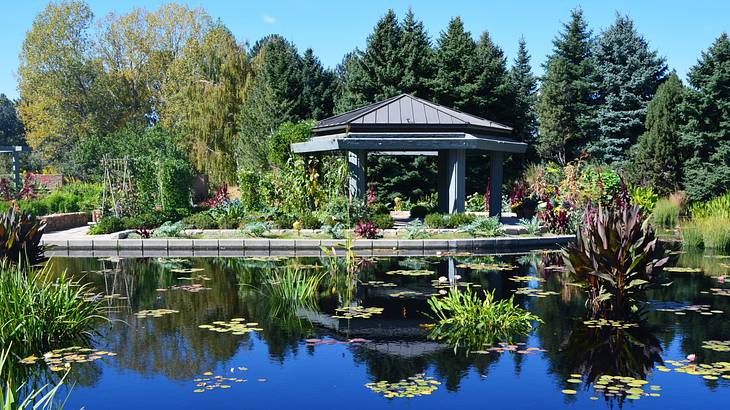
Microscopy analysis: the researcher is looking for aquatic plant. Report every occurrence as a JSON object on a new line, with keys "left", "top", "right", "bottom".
{"left": 1, "top": 345, "right": 66, "bottom": 410}
{"left": 261, "top": 266, "right": 324, "bottom": 316}
{"left": 426, "top": 288, "right": 541, "bottom": 351}
{"left": 652, "top": 197, "right": 680, "bottom": 229}
{"left": 0, "top": 262, "right": 105, "bottom": 353}
{"left": 563, "top": 204, "right": 668, "bottom": 318}
{"left": 0, "top": 208, "right": 45, "bottom": 267}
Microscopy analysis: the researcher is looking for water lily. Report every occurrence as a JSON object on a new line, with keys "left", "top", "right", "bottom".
{"left": 687, "top": 354, "right": 696, "bottom": 362}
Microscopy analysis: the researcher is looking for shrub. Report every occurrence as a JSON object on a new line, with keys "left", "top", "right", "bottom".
{"left": 424, "top": 213, "right": 475, "bottom": 229}
{"left": 630, "top": 186, "right": 658, "bottom": 213}
{"left": 427, "top": 288, "right": 541, "bottom": 351}
{"left": 88, "top": 216, "right": 126, "bottom": 235}
{"left": 652, "top": 198, "right": 680, "bottom": 229}
{"left": 238, "top": 170, "right": 263, "bottom": 211}
{"left": 0, "top": 209, "right": 45, "bottom": 266}
{"left": 465, "top": 192, "right": 487, "bottom": 212}
{"left": 368, "top": 202, "right": 389, "bottom": 216}
{"left": 424, "top": 213, "right": 446, "bottom": 228}
{"left": 354, "top": 220, "right": 379, "bottom": 239}
{"left": 409, "top": 205, "right": 429, "bottom": 219}
{"left": 459, "top": 216, "right": 501, "bottom": 237}
{"left": 182, "top": 212, "right": 217, "bottom": 230}
{"left": 152, "top": 221, "right": 186, "bottom": 238}
{"left": 371, "top": 213, "right": 394, "bottom": 229}
{"left": 0, "top": 262, "right": 105, "bottom": 351}
{"left": 158, "top": 158, "right": 193, "bottom": 210}
{"left": 405, "top": 220, "right": 430, "bottom": 239}
{"left": 322, "top": 223, "right": 346, "bottom": 239}
{"left": 242, "top": 222, "right": 270, "bottom": 237}
{"left": 298, "top": 213, "right": 322, "bottom": 229}
{"left": 563, "top": 205, "right": 668, "bottom": 318}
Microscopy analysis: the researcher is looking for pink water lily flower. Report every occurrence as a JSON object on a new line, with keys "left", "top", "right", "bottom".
{"left": 687, "top": 354, "right": 696, "bottom": 362}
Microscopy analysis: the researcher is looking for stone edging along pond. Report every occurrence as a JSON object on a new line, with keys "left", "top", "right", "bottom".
{"left": 41, "top": 234, "right": 575, "bottom": 257}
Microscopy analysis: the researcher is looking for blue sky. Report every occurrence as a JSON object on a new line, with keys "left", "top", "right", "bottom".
{"left": 2, "top": 0, "right": 729, "bottom": 100}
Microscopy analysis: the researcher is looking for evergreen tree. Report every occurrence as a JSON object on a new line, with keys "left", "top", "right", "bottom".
{"left": 680, "top": 33, "right": 730, "bottom": 201}
{"left": 509, "top": 37, "right": 538, "bottom": 145}
{"left": 334, "top": 51, "right": 368, "bottom": 113}
{"left": 400, "top": 9, "right": 435, "bottom": 99}
{"left": 589, "top": 14, "right": 667, "bottom": 164}
{"left": 300, "top": 49, "right": 336, "bottom": 120}
{"left": 432, "top": 17, "right": 478, "bottom": 111}
{"left": 0, "top": 94, "right": 24, "bottom": 146}
{"left": 473, "top": 31, "right": 513, "bottom": 122}
{"left": 536, "top": 8, "right": 594, "bottom": 164}
{"left": 629, "top": 72, "right": 684, "bottom": 195}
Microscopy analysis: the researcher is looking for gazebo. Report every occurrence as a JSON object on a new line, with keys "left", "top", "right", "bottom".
{"left": 291, "top": 94, "right": 527, "bottom": 217}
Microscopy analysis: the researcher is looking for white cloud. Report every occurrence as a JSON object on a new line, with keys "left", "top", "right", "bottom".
{"left": 263, "top": 15, "right": 276, "bottom": 25}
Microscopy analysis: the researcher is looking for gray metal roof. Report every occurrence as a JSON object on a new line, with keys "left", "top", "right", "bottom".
{"left": 314, "top": 94, "right": 513, "bottom": 135}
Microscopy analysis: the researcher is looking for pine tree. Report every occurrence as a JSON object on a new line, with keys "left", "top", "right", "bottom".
{"left": 300, "top": 48, "right": 335, "bottom": 120}
{"left": 536, "top": 8, "right": 594, "bottom": 164}
{"left": 432, "top": 17, "right": 478, "bottom": 111}
{"left": 589, "top": 14, "right": 667, "bottom": 164}
{"left": 509, "top": 37, "right": 538, "bottom": 145}
{"left": 629, "top": 72, "right": 684, "bottom": 195}
{"left": 680, "top": 33, "right": 730, "bottom": 201}
{"left": 400, "top": 9, "right": 434, "bottom": 99}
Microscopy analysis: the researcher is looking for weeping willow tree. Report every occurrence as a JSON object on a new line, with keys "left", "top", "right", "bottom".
{"left": 162, "top": 23, "right": 249, "bottom": 186}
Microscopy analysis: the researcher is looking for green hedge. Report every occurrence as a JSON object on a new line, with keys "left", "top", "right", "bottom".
{"left": 0, "top": 183, "right": 101, "bottom": 216}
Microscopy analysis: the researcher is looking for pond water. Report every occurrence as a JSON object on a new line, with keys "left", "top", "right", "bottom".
{"left": 20, "top": 251, "right": 730, "bottom": 409}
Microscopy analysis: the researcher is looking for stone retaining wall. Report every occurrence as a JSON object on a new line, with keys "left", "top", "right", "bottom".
{"left": 41, "top": 212, "right": 88, "bottom": 232}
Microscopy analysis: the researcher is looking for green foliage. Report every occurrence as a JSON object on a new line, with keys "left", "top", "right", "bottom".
{"left": 405, "top": 219, "right": 430, "bottom": 239}
{"left": 629, "top": 72, "right": 684, "bottom": 194}
{"left": 680, "top": 33, "right": 730, "bottom": 202}
{"left": 589, "top": 14, "right": 667, "bottom": 164}
{"left": 427, "top": 288, "right": 541, "bottom": 351}
{"left": 267, "top": 121, "right": 314, "bottom": 168}
{"left": 424, "top": 213, "right": 476, "bottom": 229}
{"left": 242, "top": 222, "right": 270, "bottom": 237}
{"left": 261, "top": 267, "right": 324, "bottom": 316}
{"left": 0, "top": 183, "right": 100, "bottom": 216}
{"left": 409, "top": 205, "right": 429, "bottom": 219}
{"left": 690, "top": 190, "right": 730, "bottom": 220}
{"left": 459, "top": 216, "right": 501, "bottom": 237}
{"left": 0, "top": 209, "right": 45, "bottom": 267}
{"left": 0, "top": 262, "right": 104, "bottom": 352}
{"left": 182, "top": 212, "right": 217, "bottom": 230}
{"left": 237, "top": 170, "right": 263, "bottom": 211}
{"left": 518, "top": 217, "right": 541, "bottom": 236}
{"left": 370, "top": 213, "right": 394, "bottom": 229}
{"left": 0, "top": 94, "right": 25, "bottom": 147}
{"left": 683, "top": 193, "right": 730, "bottom": 250}
{"left": 88, "top": 216, "right": 126, "bottom": 235}
{"left": 652, "top": 198, "right": 680, "bottom": 229}
{"left": 629, "top": 186, "right": 658, "bottom": 214}
{"left": 1, "top": 345, "right": 65, "bottom": 410}
{"left": 465, "top": 192, "right": 486, "bottom": 212}
{"left": 536, "top": 8, "right": 594, "bottom": 164}
{"left": 157, "top": 159, "right": 193, "bottom": 210}
{"left": 680, "top": 221, "right": 704, "bottom": 249}
{"left": 509, "top": 37, "right": 538, "bottom": 147}
{"left": 152, "top": 221, "right": 186, "bottom": 238}
{"left": 563, "top": 205, "right": 668, "bottom": 318}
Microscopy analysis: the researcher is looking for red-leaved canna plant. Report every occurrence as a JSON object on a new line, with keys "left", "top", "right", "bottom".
{"left": 354, "top": 220, "right": 379, "bottom": 239}
{"left": 201, "top": 185, "right": 228, "bottom": 208}
{"left": 562, "top": 204, "right": 669, "bottom": 319}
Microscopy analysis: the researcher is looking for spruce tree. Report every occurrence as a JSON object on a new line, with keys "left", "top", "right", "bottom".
{"left": 509, "top": 37, "right": 538, "bottom": 145}
{"left": 589, "top": 14, "right": 667, "bottom": 164}
{"left": 473, "top": 31, "right": 512, "bottom": 122}
{"left": 629, "top": 72, "right": 684, "bottom": 195}
{"left": 301, "top": 48, "right": 336, "bottom": 120}
{"left": 433, "top": 17, "right": 478, "bottom": 111}
{"left": 536, "top": 8, "right": 594, "bottom": 164}
{"left": 400, "top": 9, "right": 435, "bottom": 99}
{"left": 680, "top": 33, "right": 730, "bottom": 201}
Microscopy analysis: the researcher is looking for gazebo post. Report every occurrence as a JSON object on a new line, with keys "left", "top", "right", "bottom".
{"left": 489, "top": 151, "right": 503, "bottom": 219}
{"left": 447, "top": 149, "right": 465, "bottom": 213}
{"left": 437, "top": 150, "right": 449, "bottom": 213}
{"left": 348, "top": 150, "right": 367, "bottom": 199}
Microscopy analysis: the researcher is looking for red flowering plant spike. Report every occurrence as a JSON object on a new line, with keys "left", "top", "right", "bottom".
{"left": 0, "top": 178, "right": 13, "bottom": 201}
{"left": 18, "top": 173, "right": 39, "bottom": 200}
{"left": 354, "top": 220, "right": 379, "bottom": 239}
{"left": 367, "top": 183, "right": 377, "bottom": 206}
{"left": 201, "top": 185, "right": 229, "bottom": 208}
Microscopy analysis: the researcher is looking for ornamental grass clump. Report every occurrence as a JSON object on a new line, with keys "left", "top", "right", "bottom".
{"left": 261, "top": 267, "right": 325, "bottom": 316}
{"left": 427, "top": 288, "right": 541, "bottom": 351}
{"left": 652, "top": 198, "right": 681, "bottom": 230}
{"left": 0, "top": 262, "right": 105, "bottom": 352}
{"left": 563, "top": 204, "right": 668, "bottom": 319}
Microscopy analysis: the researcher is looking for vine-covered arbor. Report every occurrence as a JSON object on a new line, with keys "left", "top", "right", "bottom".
{"left": 291, "top": 94, "right": 527, "bottom": 217}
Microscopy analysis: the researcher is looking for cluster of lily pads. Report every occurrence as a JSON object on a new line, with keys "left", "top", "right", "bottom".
{"left": 170, "top": 268, "right": 205, "bottom": 274}
{"left": 20, "top": 347, "right": 117, "bottom": 371}
{"left": 193, "top": 368, "right": 256, "bottom": 393}
{"left": 385, "top": 269, "right": 433, "bottom": 277}
{"left": 656, "top": 304, "right": 724, "bottom": 316}
{"left": 198, "top": 318, "right": 263, "bottom": 334}
{"left": 561, "top": 374, "right": 661, "bottom": 400}
{"left": 363, "top": 281, "right": 397, "bottom": 287}
{"left": 658, "top": 359, "right": 730, "bottom": 380}
{"left": 134, "top": 309, "right": 179, "bottom": 319}
{"left": 664, "top": 266, "right": 703, "bottom": 273}
{"left": 508, "top": 275, "right": 545, "bottom": 283}
{"left": 389, "top": 290, "right": 430, "bottom": 298}
{"left": 471, "top": 342, "right": 546, "bottom": 355}
{"left": 333, "top": 306, "right": 384, "bottom": 319}
{"left": 513, "top": 287, "right": 559, "bottom": 298}
{"left": 703, "top": 288, "right": 730, "bottom": 297}
{"left": 582, "top": 319, "right": 638, "bottom": 329}
{"left": 701, "top": 340, "right": 730, "bottom": 352}
{"left": 165, "top": 284, "right": 211, "bottom": 293}
{"left": 364, "top": 374, "right": 441, "bottom": 398}
{"left": 455, "top": 262, "right": 515, "bottom": 271}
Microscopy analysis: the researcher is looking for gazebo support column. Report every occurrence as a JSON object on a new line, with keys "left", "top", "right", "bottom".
{"left": 437, "top": 150, "right": 449, "bottom": 213}
{"left": 348, "top": 150, "right": 367, "bottom": 199}
{"left": 489, "top": 151, "right": 503, "bottom": 219}
{"left": 446, "top": 149, "right": 465, "bottom": 213}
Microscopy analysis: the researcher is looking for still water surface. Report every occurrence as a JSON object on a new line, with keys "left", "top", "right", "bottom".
{"left": 26, "top": 252, "right": 730, "bottom": 408}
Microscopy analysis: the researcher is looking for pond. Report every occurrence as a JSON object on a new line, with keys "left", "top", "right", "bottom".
{"left": 18, "top": 251, "right": 730, "bottom": 409}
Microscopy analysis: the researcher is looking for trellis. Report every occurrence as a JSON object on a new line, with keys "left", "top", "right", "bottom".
{"left": 100, "top": 156, "right": 133, "bottom": 217}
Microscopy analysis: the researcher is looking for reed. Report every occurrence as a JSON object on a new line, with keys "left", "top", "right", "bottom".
{"left": 0, "top": 262, "right": 105, "bottom": 352}
{"left": 652, "top": 198, "right": 681, "bottom": 229}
